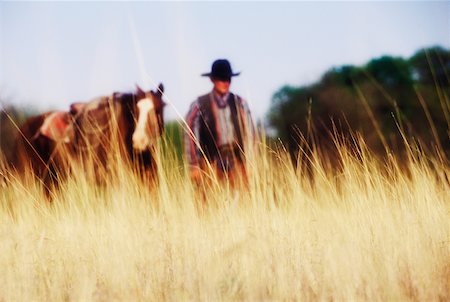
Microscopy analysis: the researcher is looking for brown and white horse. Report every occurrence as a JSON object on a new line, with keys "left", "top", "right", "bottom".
{"left": 13, "top": 83, "right": 165, "bottom": 196}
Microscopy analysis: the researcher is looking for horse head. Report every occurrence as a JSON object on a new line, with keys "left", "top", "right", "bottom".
{"left": 131, "top": 83, "right": 165, "bottom": 152}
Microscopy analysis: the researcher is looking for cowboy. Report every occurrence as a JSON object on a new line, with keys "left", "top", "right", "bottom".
{"left": 184, "top": 59, "right": 255, "bottom": 185}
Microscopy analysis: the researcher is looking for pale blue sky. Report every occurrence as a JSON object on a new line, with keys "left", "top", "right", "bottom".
{"left": 1, "top": 1, "right": 449, "bottom": 121}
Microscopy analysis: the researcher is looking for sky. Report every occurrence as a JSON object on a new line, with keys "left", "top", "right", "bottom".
{"left": 0, "top": 1, "right": 449, "bottom": 122}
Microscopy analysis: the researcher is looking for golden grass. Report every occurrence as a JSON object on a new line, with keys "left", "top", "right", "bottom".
{"left": 0, "top": 136, "right": 449, "bottom": 301}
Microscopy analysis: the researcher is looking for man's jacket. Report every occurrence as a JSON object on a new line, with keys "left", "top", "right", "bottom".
{"left": 184, "top": 91, "right": 255, "bottom": 170}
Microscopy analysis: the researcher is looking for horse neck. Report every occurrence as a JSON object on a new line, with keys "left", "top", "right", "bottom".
{"left": 114, "top": 93, "right": 137, "bottom": 151}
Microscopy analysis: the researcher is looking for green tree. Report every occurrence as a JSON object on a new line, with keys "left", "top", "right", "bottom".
{"left": 410, "top": 46, "right": 450, "bottom": 87}
{"left": 267, "top": 46, "right": 450, "bottom": 163}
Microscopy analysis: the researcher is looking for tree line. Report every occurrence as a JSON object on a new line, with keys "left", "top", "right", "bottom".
{"left": 267, "top": 46, "right": 449, "bottom": 164}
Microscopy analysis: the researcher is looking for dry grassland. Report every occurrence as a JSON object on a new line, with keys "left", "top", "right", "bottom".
{"left": 0, "top": 137, "right": 449, "bottom": 301}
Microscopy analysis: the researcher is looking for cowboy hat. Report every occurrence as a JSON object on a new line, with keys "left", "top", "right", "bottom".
{"left": 201, "top": 59, "right": 240, "bottom": 79}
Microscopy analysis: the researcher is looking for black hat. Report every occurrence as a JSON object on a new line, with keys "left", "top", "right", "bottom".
{"left": 201, "top": 59, "right": 240, "bottom": 79}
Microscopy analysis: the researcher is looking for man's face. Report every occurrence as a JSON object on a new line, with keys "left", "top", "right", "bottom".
{"left": 211, "top": 77, "right": 231, "bottom": 96}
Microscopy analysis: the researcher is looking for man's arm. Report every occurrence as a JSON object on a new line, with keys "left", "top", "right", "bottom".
{"left": 238, "top": 97, "right": 256, "bottom": 143}
{"left": 184, "top": 101, "right": 202, "bottom": 174}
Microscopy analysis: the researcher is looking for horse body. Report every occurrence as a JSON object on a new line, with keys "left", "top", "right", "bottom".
{"left": 13, "top": 111, "right": 75, "bottom": 193}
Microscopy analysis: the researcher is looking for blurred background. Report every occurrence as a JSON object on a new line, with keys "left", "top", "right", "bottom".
{"left": 1, "top": 1, "right": 449, "bottom": 162}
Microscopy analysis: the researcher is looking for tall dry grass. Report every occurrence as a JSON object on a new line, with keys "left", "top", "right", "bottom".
{"left": 0, "top": 133, "right": 449, "bottom": 301}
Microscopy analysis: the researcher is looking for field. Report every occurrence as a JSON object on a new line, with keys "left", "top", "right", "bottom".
{"left": 0, "top": 134, "right": 449, "bottom": 301}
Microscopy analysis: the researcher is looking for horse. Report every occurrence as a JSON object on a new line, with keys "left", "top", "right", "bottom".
{"left": 12, "top": 83, "right": 165, "bottom": 197}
